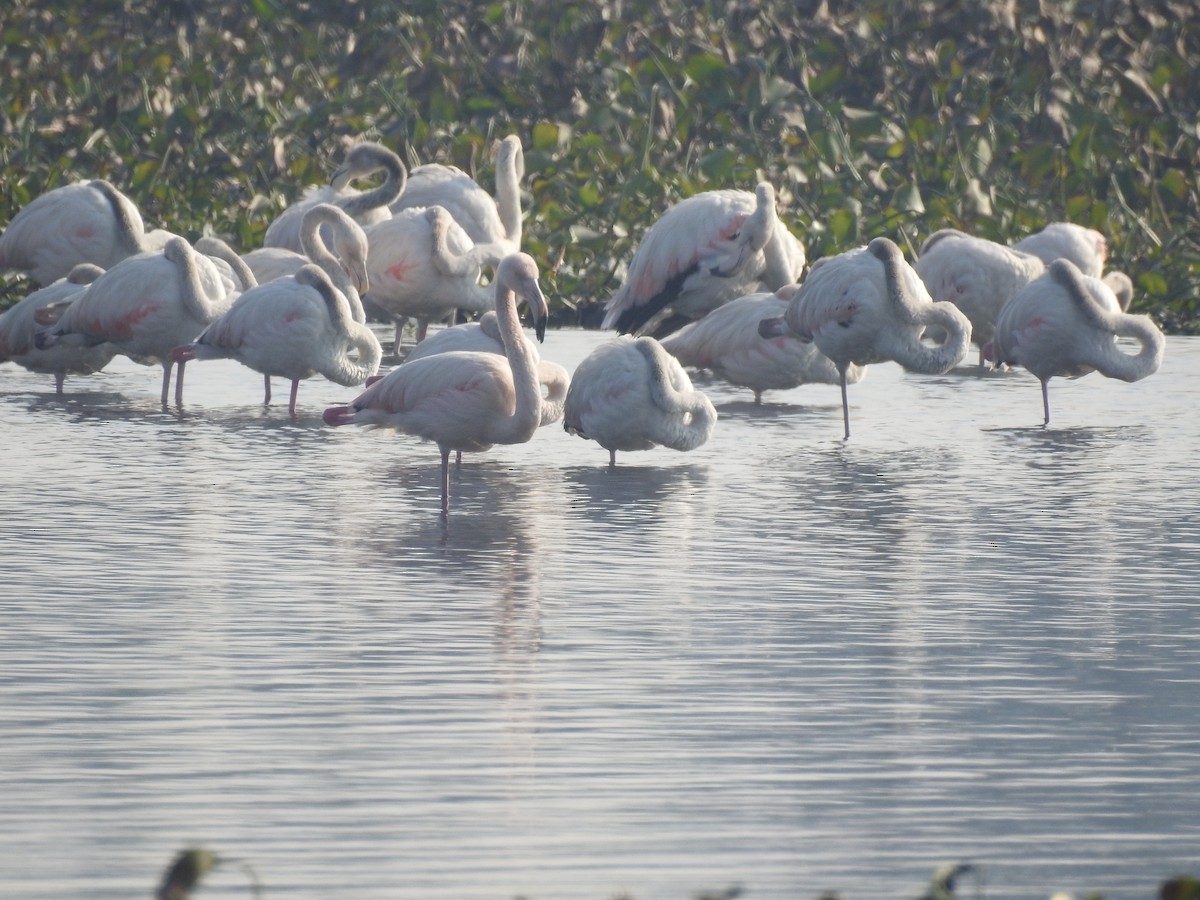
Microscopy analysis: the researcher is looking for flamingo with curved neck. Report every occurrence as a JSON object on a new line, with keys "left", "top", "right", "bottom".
{"left": 35, "top": 237, "right": 236, "bottom": 405}
{"left": 563, "top": 335, "right": 718, "bottom": 466}
{"left": 173, "top": 263, "right": 381, "bottom": 415}
{"left": 988, "top": 258, "right": 1165, "bottom": 426}
{"left": 323, "top": 253, "right": 549, "bottom": 512}
{"left": 758, "top": 236, "right": 971, "bottom": 439}
{"left": 263, "top": 141, "right": 406, "bottom": 252}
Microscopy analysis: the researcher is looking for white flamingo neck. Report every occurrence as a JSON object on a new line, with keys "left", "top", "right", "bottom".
{"left": 494, "top": 279, "right": 542, "bottom": 441}
{"left": 302, "top": 207, "right": 367, "bottom": 321}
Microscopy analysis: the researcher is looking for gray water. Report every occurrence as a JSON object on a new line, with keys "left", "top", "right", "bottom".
{"left": 2, "top": 330, "right": 1197, "bottom": 900}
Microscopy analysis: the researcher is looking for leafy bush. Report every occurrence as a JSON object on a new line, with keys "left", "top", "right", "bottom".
{"left": 2, "top": 0, "right": 1197, "bottom": 330}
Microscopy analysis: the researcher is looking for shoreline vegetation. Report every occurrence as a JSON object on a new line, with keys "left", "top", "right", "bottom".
{"left": 2, "top": 1, "right": 1196, "bottom": 330}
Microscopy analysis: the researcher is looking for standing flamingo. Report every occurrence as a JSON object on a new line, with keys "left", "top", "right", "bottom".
{"left": 0, "top": 180, "right": 165, "bottom": 285}
{"left": 241, "top": 204, "right": 370, "bottom": 312}
{"left": 915, "top": 229, "right": 1044, "bottom": 365}
{"left": 758, "top": 237, "right": 971, "bottom": 439}
{"left": 363, "top": 205, "right": 497, "bottom": 346}
{"left": 263, "top": 141, "right": 405, "bottom": 252}
{"left": 403, "top": 310, "right": 570, "bottom": 427}
{"left": 34, "top": 237, "right": 237, "bottom": 405}
{"left": 172, "top": 264, "right": 381, "bottom": 415}
{"left": 391, "top": 134, "right": 524, "bottom": 260}
{"left": 661, "top": 289, "right": 865, "bottom": 404}
{"left": 0, "top": 264, "right": 116, "bottom": 392}
{"left": 563, "top": 335, "right": 718, "bottom": 466}
{"left": 986, "top": 258, "right": 1165, "bottom": 426}
{"left": 601, "top": 182, "right": 806, "bottom": 337}
{"left": 323, "top": 253, "right": 548, "bottom": 513}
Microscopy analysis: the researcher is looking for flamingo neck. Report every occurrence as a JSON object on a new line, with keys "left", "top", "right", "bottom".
{"left": 92, "top": 180, "right": 147, "bottom": 256}
{"left": 634, "top": 337, "right": 717, "bottom": 450}
{"left": 495, "top": 141, "right": 524, "bottom": 246}
{"left": 303, "top": 209, "right": 366, "bottom": 322}
{"left": 493, "top": 283, "right": 541, "bottom": 443}
{"left": 339, "top": 155, "right": 406, "bottom": 218}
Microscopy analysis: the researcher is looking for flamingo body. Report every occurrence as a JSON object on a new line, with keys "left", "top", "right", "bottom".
{"left": 661, "top": 290, "right": 864, "bottom": 403}
{"left": 35, "top": 238, "right": 236, "bottom": 404}
{"left": 0, "top": 266, "right": 117, "bottom": 391}
{"left": 0, "top": 180, "right": 150, "bottom": 285}
{"left": 324, "top": 253, "right": 549, "bottom": 511}
{"left": 1012, "top": 222, "right": 1107, "bottom": 277}
{"left": 173, "top": 264, "right": 381, "bottom": 414}
{"left": 988, "top": 258, "right": 1165, "bottom": 425}
{"left": 391, "top": 134, "right": 524, "bottom": 259}
{"left": 915, "top": 229, "right": 1044, "bottom": 360}
{"left": 760, "top": 237, "right": 971, "bottom": 438}
{"left": 601, "top": 182, "right": 806, "bottom": 337}
{"left": 563, "top": 335, "right": 717, "bottom": 465}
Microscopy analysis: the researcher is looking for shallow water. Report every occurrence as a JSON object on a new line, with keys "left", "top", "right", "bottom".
{"left": 2, "top": 330, "right": 1198, "bottom": 899}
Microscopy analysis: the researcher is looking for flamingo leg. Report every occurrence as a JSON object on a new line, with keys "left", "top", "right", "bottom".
{"left": 160, "top": 362, "right": 173, "bottom": 407}
{"left": 609, "top": 448, "right": 617, "bottom": 467}
{"left": 174, "top": 358, "right": 186, "bottom": 405}
{"left": 1041, "top": 379, "right": 1051, "bottom": 427}
{"left": 288, "top": 379, "right": 300, "bottom": 417}
{"left": 840, "top": 368, "right": 851, "bottom": 440}
{"left": 439, "top": 445, "right": 452, "bottom": 513}
{"left": 54, "top": 372, "right": 65, "bottom": 395}
{"left": 263, "top": 374, "right": 272, "bottom": 406}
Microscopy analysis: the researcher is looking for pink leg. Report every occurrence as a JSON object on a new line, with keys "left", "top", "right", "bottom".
{"left": 160, "top": 362, "right": 173, "bottom": 407}
{"left": 263, "top": 374, "right": 272, "bottom": 406}
{"left": 439, "top": 445, "right": 452, "bottom": 513}
{"left": 1041, "top": 379, "right": 1051, "bottom": 427}
{"left": 174, "top": 358, "right": 186, "bottom": 405}
{"left": 288, "top": 379, "right": 300, "bottom": 417}
{"left": 840, "top": 369, "right": 851, "bottom": 440}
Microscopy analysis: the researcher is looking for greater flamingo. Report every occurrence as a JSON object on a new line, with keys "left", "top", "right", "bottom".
{"left": 1012, "top": 222, "right": 1107, "bottom": 277}
{"left": 172, "top": 264, "right": 381, "bottom": 415}
{"left": 263, "top": 141, "right": 405, "bottom": 252}
{"left": 0, "top": 264, "right": 116, "bottom": 392}
{"left": 323, "top": 253, "right": 549, "bottom": 513}
{"left": 562, "top": 335, "right": 718, "bottom": 466}
{"left": 391, "top": 133, "right": 524, "bottom": 261}
{"left": 986, "top": 258, "right": 1165, "bottom": 426}
{"left": 241, "top": 203, "right": 370, "bottom": 312}
{"left": 758, "top": 237, "right": 971, "bottom": 439}
{"left": 660, "top": 289, "right": 865, "bottom": 404}
{"left": 402, "top": 310, "right": 570, "bottom": 428}
{"left": 601, "top": 182, "right": 806, "bottom": 337}
{"left": 0, "top": 180, "right": 166, "bottom": 285}
{"left": 363, "top": 204, "right": 497, "bottom": 346}
{"left": 915, "top": 229, "right": 1044, "bottom": 365}
{"left": 35, "top": 237, "right": 237, "bottom": 406}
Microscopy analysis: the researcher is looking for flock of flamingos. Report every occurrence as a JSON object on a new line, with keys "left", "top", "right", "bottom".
{"left": 0, "top": 135, "right": 1167, "bottom": 510}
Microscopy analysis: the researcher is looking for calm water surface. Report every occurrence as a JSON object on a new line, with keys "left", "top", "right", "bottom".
{"left": 2, "top": 329, "right": 1198, "bottom": 899}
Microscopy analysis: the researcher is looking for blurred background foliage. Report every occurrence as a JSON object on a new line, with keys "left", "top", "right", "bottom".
{"left": 2, "top": 0, "right": 1197, "bottom": 329}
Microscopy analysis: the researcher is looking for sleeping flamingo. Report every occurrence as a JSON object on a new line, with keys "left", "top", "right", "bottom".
{"left": 403, "top": 310, "right": 570, "bottom": 428}
{"left": 986, "top": 258, "right": 1165, "bottom": 426}
{"left": 915, "top": 229, "right": 1044, "bottom": 365}
{"left": 172, "top": 264, "right": 381, "bottom": 415}
{"left": 391, "top": 134, "right": 524, "bottom": 261}
{"left": 363, "top": 204, "right": 497, "bottom": 346}
{"left": 241, "top": 203, "right": 370, "bottom": 312}
{"left": 0, "top": 180, "right": 170, "bottom": 285}
{"left": 601, "top": 182, "right": 806, "bottom": 337}
{"left": 758, "top": 237, "right": 971, "bottom": 439}
{"left": 563, "top": 335, "right": 718, "bottom": 466}
{"left": 34, "top": 237, "right": 237, "bottom": 406}
{"left": 0, "top": 264, "right": 117, "bottom": 392}
{"left": 323, "top": 253, "right": 548, "bottom": 513}
{"left": 263, "top": 141, "right": 405, "bottom": 252}
{"left": 1012, "top": 222, "right": 1107, "bottom": 277}
{"left": 661, "top": 288, "right": 865, "bottom": 404}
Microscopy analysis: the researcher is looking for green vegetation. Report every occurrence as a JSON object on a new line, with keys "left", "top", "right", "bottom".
{"left": 2, "top": 0, "right": 1197, "bottom": 329}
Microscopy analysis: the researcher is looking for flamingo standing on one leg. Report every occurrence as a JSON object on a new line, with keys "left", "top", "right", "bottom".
{"left": 172, "top": 264, "right": 381, "bottom": 415}
{"left": 601, "top": 182, "right": 806, "bottom": 338}
{"left": 323, "top": 253, "right": 549, "bottom": 513}
{"left": 758, "top": 237, "right": 971, "bottom": 439}
{"left": 34, "top": 238, "right": 237, "bottom": 406}
{"left": 562, "top": 335, "right": 718, "bottom": 466}
{"left": 986, "top": 258, "right": 1165, "bottom": 426}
